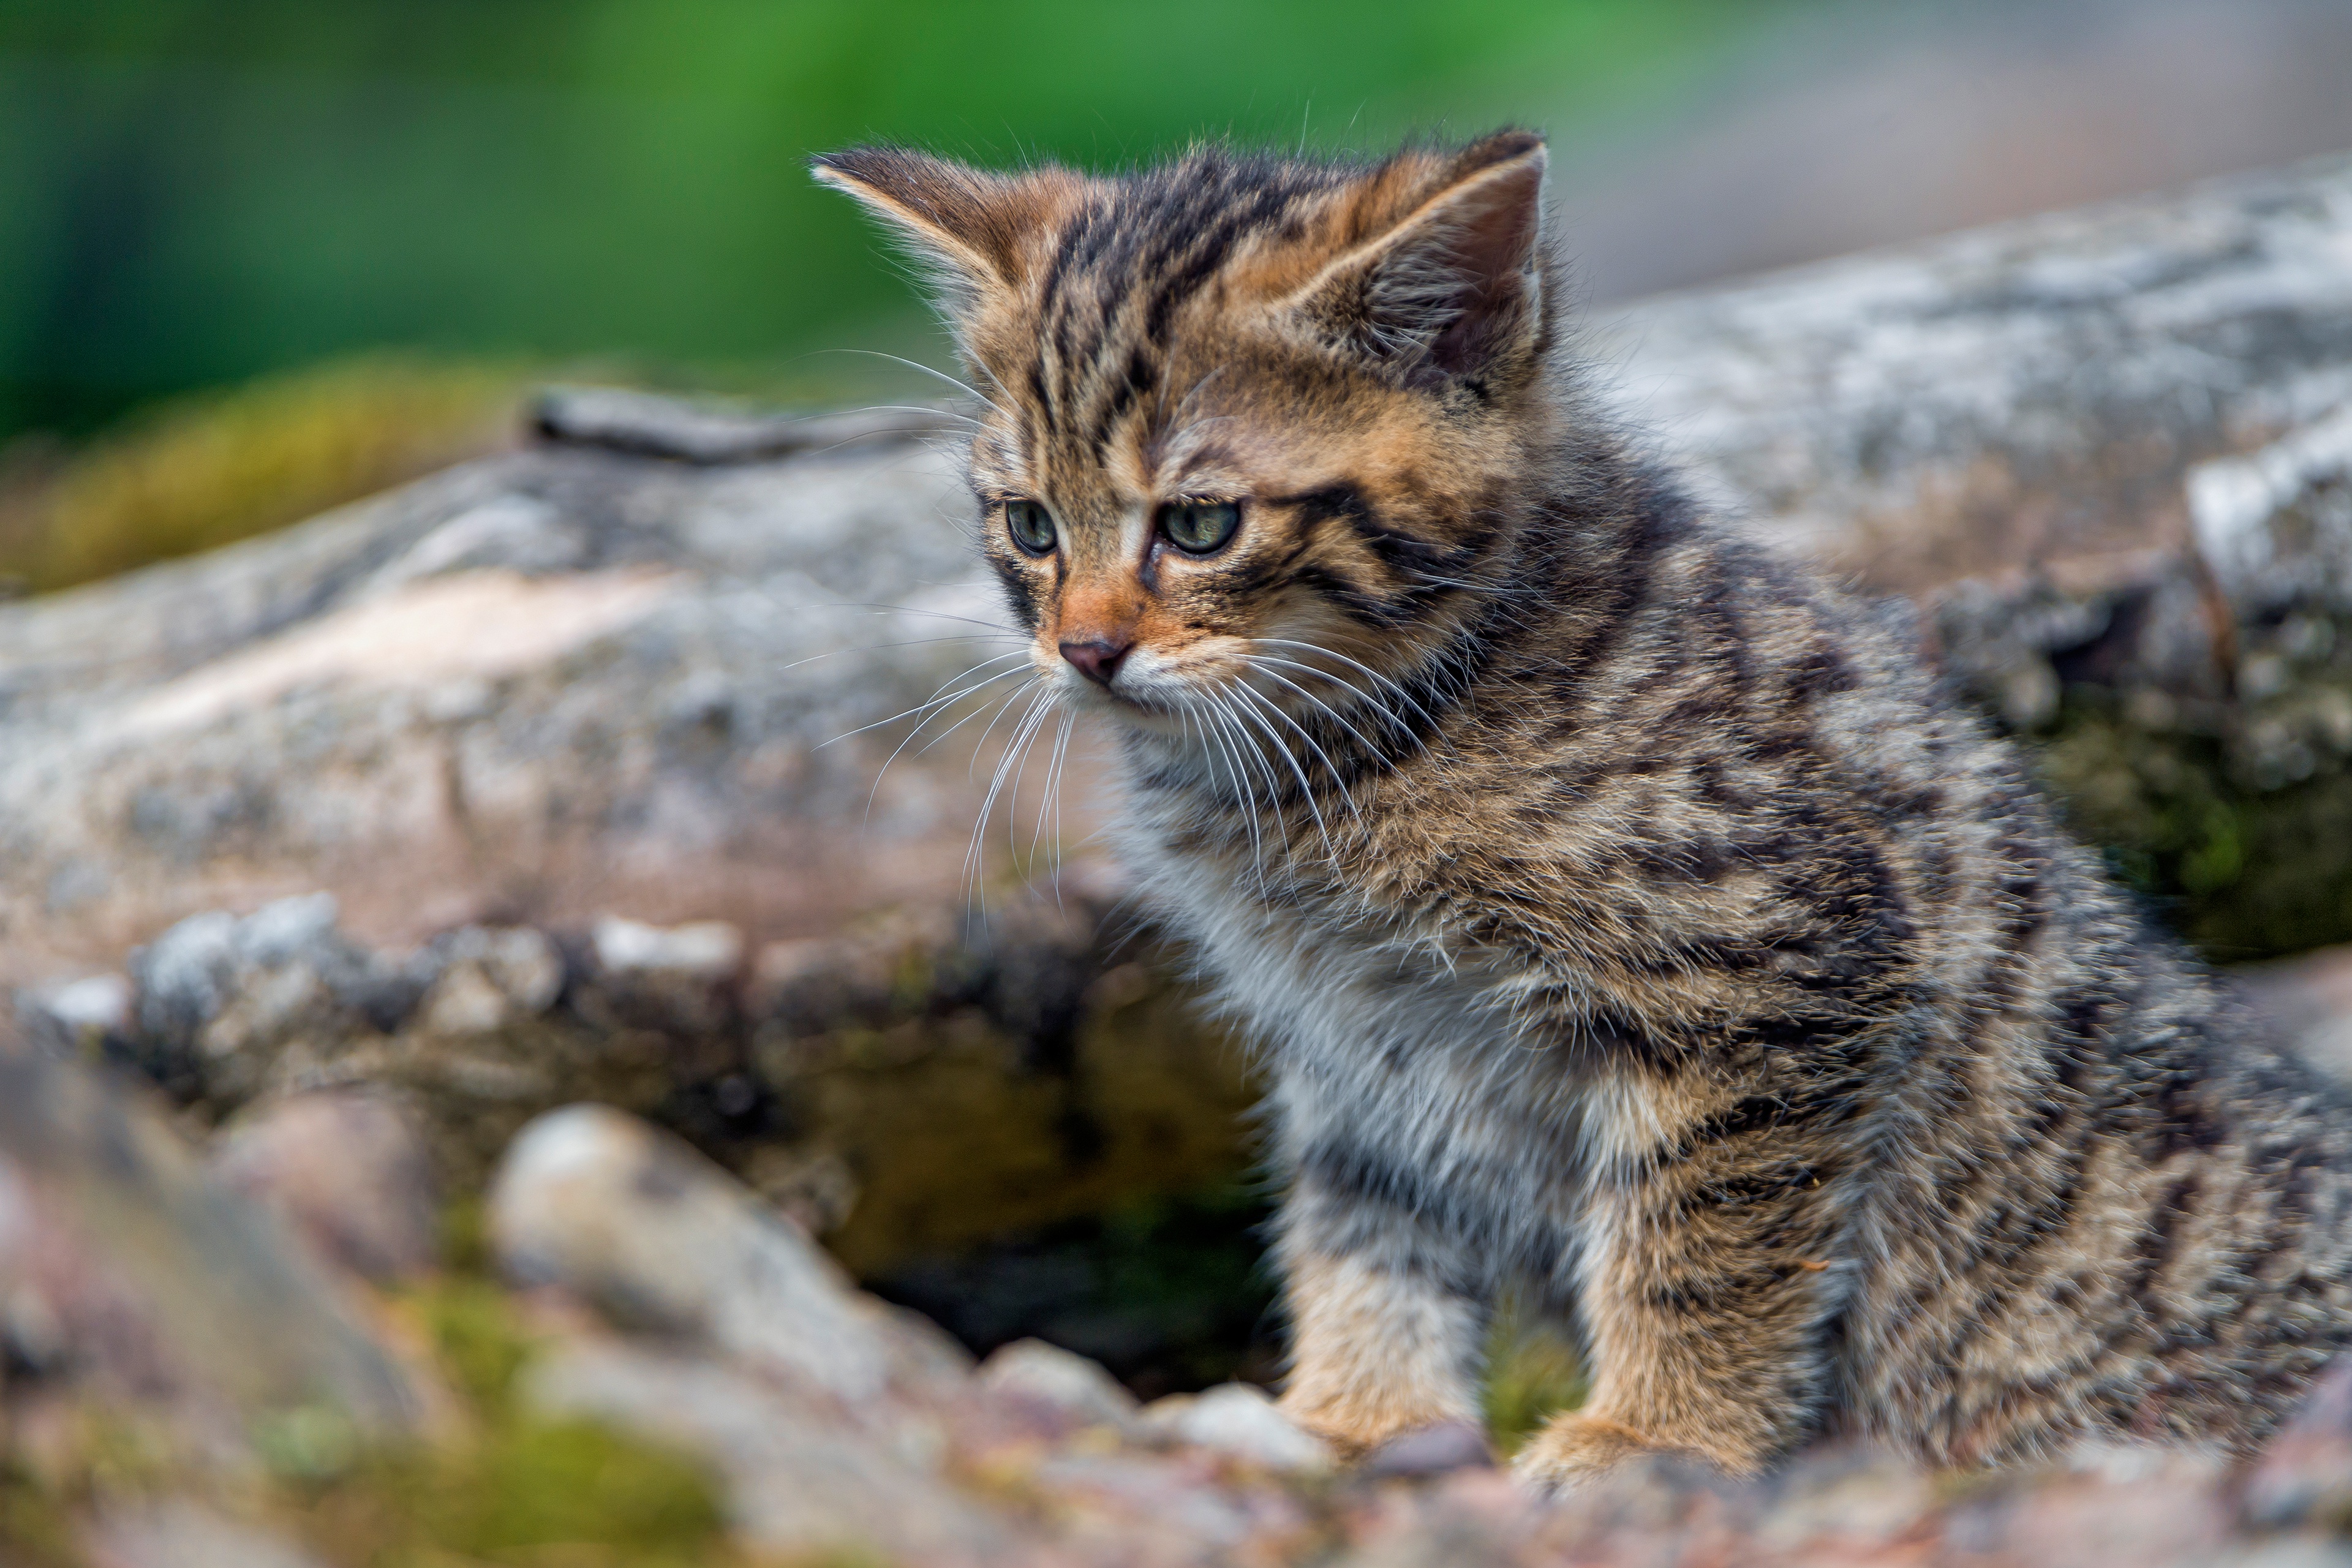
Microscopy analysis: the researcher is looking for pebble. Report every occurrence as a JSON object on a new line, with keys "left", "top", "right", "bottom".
{"left": 1139, "top": 1382, "right": 1335, "bottom": 1474}
{"left": 977, "top": 1337, "right": 1140, "bottom": 1432}
{"left": 489, "top": 1103, "right": 903, "bottom": 1402}
{"left": 211, "top": 1089, "right": 438, "bottom": 1283}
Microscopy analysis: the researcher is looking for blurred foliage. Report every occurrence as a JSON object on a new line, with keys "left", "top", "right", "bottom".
{"left": 0, "top": 353, "right": 519, "bottom": 593}
{"left": 0, "top": 0, "right": 1782, "bottom": 448}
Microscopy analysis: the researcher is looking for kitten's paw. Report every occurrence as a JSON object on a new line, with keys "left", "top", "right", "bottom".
{"left": 1507, "top": 1412, "right": 1663, "bottom": 1497}
{"left": 1273, "top": 1390, "right": 1471, "bottom": 1464}
{"left": 1359, "top": 1419, "right": 1496, "bottom": 1480}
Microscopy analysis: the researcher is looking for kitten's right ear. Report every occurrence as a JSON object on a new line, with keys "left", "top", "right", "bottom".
{"left": 812, "top": 146, "right": 1079, "bottom": 316}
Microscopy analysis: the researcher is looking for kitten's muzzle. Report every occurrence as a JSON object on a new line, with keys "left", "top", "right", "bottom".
{"left": 1060, "top": 635, "right": 1134, "bottom": 687}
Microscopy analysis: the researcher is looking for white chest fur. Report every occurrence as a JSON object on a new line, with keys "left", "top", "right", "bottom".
{"left": 1121, "top": 816, "right": 1598, "bottom": 1283}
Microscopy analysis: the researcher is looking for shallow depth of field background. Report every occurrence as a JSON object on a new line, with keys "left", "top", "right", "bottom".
{"left": 5, "top": 0, "right": 2352, "bottom": 598}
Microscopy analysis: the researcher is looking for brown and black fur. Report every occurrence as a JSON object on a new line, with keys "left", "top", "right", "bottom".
{"left": 815, "top": 132, "right": 2352, "bottom": 1488}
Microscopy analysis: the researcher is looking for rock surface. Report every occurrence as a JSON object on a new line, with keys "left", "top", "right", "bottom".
{"left": 0, "top": 1041, "right": 432, "bottom": 1471}
{"left": 210, "top": 1088, "right": 439, "bottom": 1284}
{"left": 14, "top": 1049, "right": 2352, "bottom": 1564}
{"left": 489, "top": 1102, "right": 965, "bottom": 1404}
{"left": 42, "top": 889, "right": 1254, "bottom": 1281}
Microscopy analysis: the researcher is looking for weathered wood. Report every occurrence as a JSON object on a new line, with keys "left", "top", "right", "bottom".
{"left": 1599, "top": 149, "right": 2352, "bottom": 590}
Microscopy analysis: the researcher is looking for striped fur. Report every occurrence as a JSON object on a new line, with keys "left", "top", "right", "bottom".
{"left": 816, "top": 133, "right": 2352, "bottom": 1488}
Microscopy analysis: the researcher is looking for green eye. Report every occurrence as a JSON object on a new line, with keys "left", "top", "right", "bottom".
{"left": 1003, "top": 499, "right": 1056, "bottom": 554}
{"left": 1158, "top": 499, "right": 1241, "bottom": 554}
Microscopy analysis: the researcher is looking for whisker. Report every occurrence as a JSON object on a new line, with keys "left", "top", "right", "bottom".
{"left": 966, "top": 690, "right": 1055, "bottom": 905}
{"left": 816, "top": 653, "right": 1033, "bottom": 748}
{"left": 830, "top": 402, "right": 982, "bottom": 428}
{"left": 1242, "top": 654, "right": 1417, "bottom": 745}
{"left": 1251, "top": 638, "right": 1443, "bottom": 731}
{"left": 813, "top": 348, "right": 1012, "bottom": 420}
{"left": 1228, "top": 682, "right": 1344, "bottom": 854}
{"left": 962, "top": 666, "right": 1049, "bottom": 777}
{"left": 1199, "top": 700, "right": 1278, "bottom": 896}
{"left": 774, "top": 634, "right": 1020, "bottom": 678}
{"left": 1243, "top": 660, "right": 1391, "bottom": 761}
{"left": 1212, "top": 706, "right": 1275, "bottom": 877}
{"left": 866, "top": 672, "right": 1031, "bottom": 826}
{"left": 1216, "top": 687, "right": 1324, "bottom": 867}
{"left": 1032, "top": 710, "right": 1073, "bottom": 862}
{"left": 910, "top": 676, "right": 1030, "bottom": 759}
{"left": 1038, "top": 712, "right": 1076, "bottom": 892}
{"left": 825, "top": 601, "right": 1023, "bottom": 636}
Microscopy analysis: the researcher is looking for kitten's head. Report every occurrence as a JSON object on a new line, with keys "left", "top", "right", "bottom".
{"left": 813, "top": 134, "right": 1558, "bottom": 737}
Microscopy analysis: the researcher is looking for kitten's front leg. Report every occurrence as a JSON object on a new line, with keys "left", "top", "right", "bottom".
{"left": 1273, "top": 1169, "right": 1490, "bottom": 1457}
{"left": 1512, "top": 1067, "right": 1846, "bottom": 1492}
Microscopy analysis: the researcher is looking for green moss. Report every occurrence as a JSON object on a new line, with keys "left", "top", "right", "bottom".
{"left": 417, "top": 1276, "right": 536, "bottom": 1418}
{"left": 0, "top": 355, "right": 522, "bottom": 595}
{"left": 293, "top": 1418, "right": 728, "bottom": 1568}
{"left": 2034, "top": 689, "right": 2352, "bottom": 962}
{"left": 1482, "top": 1305, "right": 1586, "bottom": 1458}
{"left": 281, "top": 1278, "right": 736, "bottom": 1568}
{"left": 0, "top": 1459, "right": 85, "bottom": 1568}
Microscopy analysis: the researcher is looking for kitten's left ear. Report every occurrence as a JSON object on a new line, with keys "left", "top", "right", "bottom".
{"left": 1291, "top": 131, "right": 1548, "bottom": 388}
{"left": 813, "top": 145, "right": 1082, "bottom": 318}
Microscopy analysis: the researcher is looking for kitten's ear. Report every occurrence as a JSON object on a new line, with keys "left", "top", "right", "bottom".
{"left": 1291, "top": 131, "right": 1548, "bottom": 386}
{"left": 812, "top": 145, "right": 1077, "bottom": 317}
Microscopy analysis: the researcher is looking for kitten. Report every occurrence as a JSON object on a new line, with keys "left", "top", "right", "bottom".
{"left": 815, "top": 132, "right": 2352, "bottom": 1488}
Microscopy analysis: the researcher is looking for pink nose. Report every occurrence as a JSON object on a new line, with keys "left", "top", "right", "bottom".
{"left": 1060, "top": 636, "right": 1133, "bottom": 685}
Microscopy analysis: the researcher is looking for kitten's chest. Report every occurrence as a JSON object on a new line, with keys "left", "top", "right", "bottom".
{"left": 1136, "top": 829, "right": 1591, "bottom": 1259}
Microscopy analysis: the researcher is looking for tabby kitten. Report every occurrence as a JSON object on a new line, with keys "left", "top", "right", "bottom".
{"left": 815, "top": 132, "right": 2352, "bottom": 1488}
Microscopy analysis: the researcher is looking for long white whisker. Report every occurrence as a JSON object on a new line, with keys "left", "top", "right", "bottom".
{"left": 814, "top": 348, "right": 1011, "bottom": 420}
{"left": 1244, "top": 660, "right": 1390, "bottom": 760}
{"left": 830, "top": 402, "right": 982, "bottom": 428}
{"left": 818, "top": 654, "right": 1034, "bottom": 748}
{"left": 967, "top": 690, "right": 1054, "bottom": 903}
{"left": 774, "top": 634, "right": 1020, "bottom": 678}
{"left": 1192, "top": 703, "right": 1268, "bottom": 895}
{"left": 866, "top": 673, "right": 1030, "bottom": 826}
{"left": 1252, "top": 638, "right": 1442, "bottom": 731}
{"left": 963, "top": 666, "right": 1048, "bottom": 777}
{"left": 1214, "top": 690, "right": 1311, "bottom": 871}
{"left": 826, "top": 601, "right": 1023, "bottom": 636}
{"left": 1237, "top": 673, "right": 1373, "bottom": 834}
{"left": 1201, "top": 699, "right": 1279, "bottom": 895}
{"left": 1243, "top": 653, "right": 1415, "bottom": 744}
{"left": 1033, "top": 711, "right": 1074, "bottom": 866}
{"left": 962, "top": 688, "right": 1046, "bottom": 909}
{"left": 911, "top": 676, "right": 1029, "bottom": 759}
{"left": 1228, "top": 682, "right": 1341, "bottom": 856}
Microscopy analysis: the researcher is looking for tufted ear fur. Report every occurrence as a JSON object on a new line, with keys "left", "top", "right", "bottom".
{"left": 1289, "top": 131, "right": 1548, "bottom": 388}
{"left": 812, "top": 145, "right": 1086, "bottom": 323}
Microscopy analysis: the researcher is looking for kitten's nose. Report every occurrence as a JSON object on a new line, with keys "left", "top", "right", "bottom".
{"left": 1060, "top": 636, "right": 1133, "bottom": 686}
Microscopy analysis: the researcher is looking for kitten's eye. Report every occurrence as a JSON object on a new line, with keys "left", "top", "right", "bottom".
{"left": 1003, "top": 499, "right": 1057, "bottom": 555}
{"left": 1157, "top": 499, "right": 1241, "bottom": 555}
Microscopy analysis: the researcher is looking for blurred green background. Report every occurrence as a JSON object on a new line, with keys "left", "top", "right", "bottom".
{"left": 6, "top": 0, "right": 2352, "bottom": 595}
{"left": 0, "top": 0, "right": 1801, "bottom": 594}
{"left": 0, "top": 0, "right": 1774, "bottom": 443}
